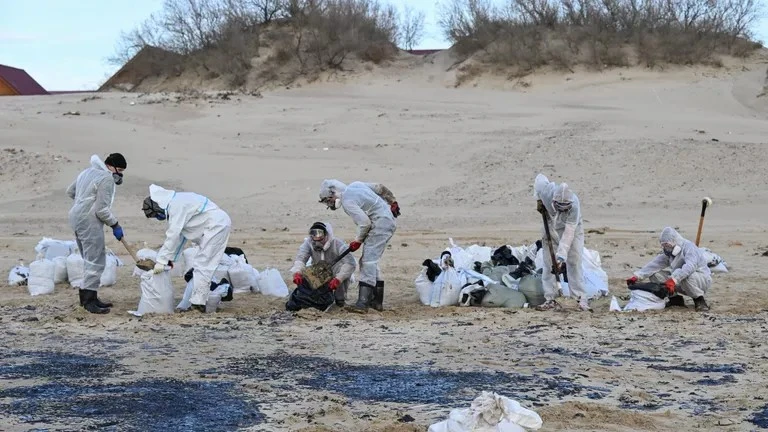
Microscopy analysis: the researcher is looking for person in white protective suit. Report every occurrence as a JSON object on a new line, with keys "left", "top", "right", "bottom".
{"left": 318, "top": 179, "right": 400, "bottom": 313}
{"left": 627, "top": 226, "right": 711, "bottom": 311}
{"left": 289, "top": 221, "right": 357, "bottom": 307}
{"left": 142, "top": 184, "right": 232, "bottom": 313}
{"left": 533, "top": 173, "right": 589, "bottom": 312}
{"left": 66, "top": 153, "right": 127, "bottom": 314}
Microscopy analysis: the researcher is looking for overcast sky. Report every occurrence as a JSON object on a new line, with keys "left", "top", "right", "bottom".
{"left": 1, "top": 0, "right": 766, "bottom": 91}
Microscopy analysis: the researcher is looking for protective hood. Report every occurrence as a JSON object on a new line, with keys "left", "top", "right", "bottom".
{"left": 533, "top": 173, "right": 555, "bottom": 200}
{"left": 319, "top": 179, "right": 347, "bottom": 200}
{"left": 659, "top": 226, "right": 684, "bottom": 246}
{"left": 149, "top": 184, "right": 176, "bottom": 209}
{"left": 90, "top": 154, "right": 109, "bottom": 172}
{"left": 312, "top": 221, "right": 335, "bottom": 251}
{"left": 553, "top": 183, "right": 575, "bottom": 203}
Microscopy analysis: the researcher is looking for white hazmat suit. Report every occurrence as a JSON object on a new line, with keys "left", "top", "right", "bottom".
{"left": 319, "top": 179, "right": 398, "bottom": 312}
{"left": 634, "top": 227, "right": 712, "bottom": 304}
{"left": 148, "top": 184, "right": 232, "bottom": 309}
{"left": 66, "top": 155, "right": 120, "bottom": 313}
{"left": 533, "top": 174, "right": 588, "bottom": 310}
{"left": 289, "top": 221, "right": 357, "bottom": 305}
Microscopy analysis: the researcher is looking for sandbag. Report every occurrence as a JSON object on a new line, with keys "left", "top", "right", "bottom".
{"left": 517, "top": 274, "right": 546, "bottom": 307}
{"left": 286, "top": 279, "right": 335, "bottom": 312}
{"left": 429, "top": 267, "right": 465, "bottom": 307}
{"left": 28, "top": 259, "right": 55, "bottom": 296}
{"left": 482, "top": 265, "right": 516, "bottom": 285}
{"left": 34, "top": 238, "right": 76, "bottom": 261}
{"left": 228, "top": 255, "right": 257, "bottom": 294}
{"left": 416, "top": 267, "right": 435, "bottom": 305}
{"left": 131, "top": 270, "right": 175, "bottom": 316}
{"left": 53, "top": 256, "right": 68, "bottom": 284}
{"left": 259, "top": 268, "right": 289, "bottom": 298}
{"left": 480, "top": 284, "right": 528, "bottom": 308}
{"left": 623, "top": 289, "right": 666, "bottom": 312}
{"left": 8, "top": 264, "right": 29, "bottom": 286}
{"left": 99, "top": 254, "right": 119, "bottom": 287}
{"left": 428, "top": 391, "right": 543, "bottom": 432}
{"left": 66, "top": 253, "right": 85, "bottom": 288}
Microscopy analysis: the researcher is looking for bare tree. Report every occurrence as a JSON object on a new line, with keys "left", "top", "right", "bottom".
{"left": 398, "top": 5, "right": 426, "bottom": 50}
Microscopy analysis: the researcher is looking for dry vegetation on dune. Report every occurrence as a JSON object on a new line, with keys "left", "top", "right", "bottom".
{"left": 106, "top": 0, "right": 763, "bottom": 91}
{"left": 440, "top": 0, "right": 764, "bottom": 78}
{"left": 108, "top": 0, "right": 426, "bottom": 89}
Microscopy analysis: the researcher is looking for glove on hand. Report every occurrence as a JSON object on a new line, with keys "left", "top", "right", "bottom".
{"left": 390, "top": 201, "right": 401, "bottom": 218}
{"left": 626, "top": 276, "right": 638, "bottom": 286}
{"left": 152, "top": 263, "right": 165, "bottom": 274}
{"left": 328, "top": 278, "right": 341, "bottom": 291}
{"left": 293, "top": 273, "right": 303, "bottom": 285}
{"left": 664, "top": 278, "right": 676, "bottom": 294}
{"left": 349, "top": 241, "right": 362, "bottom": 252}
{"left": 111, "top": 223, "right": 124, "bottom": 241}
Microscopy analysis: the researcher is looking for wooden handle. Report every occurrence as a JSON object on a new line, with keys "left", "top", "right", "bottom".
{"left": 120, "top": 238, "right": 140, "bottom": 263}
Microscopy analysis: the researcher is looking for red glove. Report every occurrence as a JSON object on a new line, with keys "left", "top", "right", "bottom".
{"left": 328, "top": 278, "right": 340, "bottom": 291}
{"left": 349, "top": 241, "right": 362, "bottom": 252}
{"left": 293, "top": 272, "right": 303, "bottom": 285}
{"left": 390, "top": 201, "right": 401, "bottom": 218}
{"left": 664, "top": 278, "right": 676, "bottom": 294}
{"left": 626, "top": 276, "right": 638, "bottom": 286}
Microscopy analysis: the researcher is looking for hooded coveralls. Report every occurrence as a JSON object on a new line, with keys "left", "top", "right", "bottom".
{"left": 533, "top": 174, "right": 587, "bottom": 303}
{"left": 634, "top": 227, "right": 712, "bottom": 298}
{"left": 149, "top": 184, "right": 232, "bottom": 307}
{"left": 66, "top": 155, "right": 118, "bottom": 292}
{"left": 289, "top": 222, "right": 357, "bottom": 303}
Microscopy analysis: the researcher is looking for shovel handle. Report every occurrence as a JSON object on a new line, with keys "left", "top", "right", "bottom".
{"left": 120, "top": 238, "right": 140, "bottom": 263}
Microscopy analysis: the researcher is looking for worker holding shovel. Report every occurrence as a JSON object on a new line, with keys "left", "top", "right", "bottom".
{"left": 532, "top": 173, "right": 590, "bottom": 312}
{"left": 287, "top": 221, "right": 357, "bottom": 311}
{"left": 66, "top": 153, "right": 127, "bottom": 314}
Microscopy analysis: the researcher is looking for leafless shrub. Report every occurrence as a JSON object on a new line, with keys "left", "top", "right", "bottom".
{"left": 437, "top": 0, "right": 763, "bottom": 72}
{"left": 398, "top": 5, "right": 426, "bottom": 50}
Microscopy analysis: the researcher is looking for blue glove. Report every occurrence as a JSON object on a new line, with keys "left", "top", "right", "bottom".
{"left": 112, "top": 223, "right": 124, "bottom": 241}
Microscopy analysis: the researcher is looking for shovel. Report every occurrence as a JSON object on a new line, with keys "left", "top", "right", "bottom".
{"left": 120, "top": 237, "right": 155, "bottom": 271}
{"left": 299, "top": 247, "right": 352, "bottom": 313}
{"left": 538, "top": 200, "right": 564, "bottom": 291}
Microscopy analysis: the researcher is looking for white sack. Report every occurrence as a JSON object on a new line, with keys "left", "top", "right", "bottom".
{"left": 622, "top": 290, "right": 666, "bottom": 312}
{"left": 700, "top": 247, "right": 729, "bottom": 273}
{"left": 100, "top": 254, "right": 119, "bottom": 287}
{"left": 34, "top": 238, "right": 76, "bottom": 261}
{"left": 428, "top": 391, "right": 543, "bottom": 432}
{"left": 227, "top": 255, "right": 257, "bottom": 294}
{"left": 8, "top": 264, "right": 30, "bottom": 286}
{"left": 53, "top": 256, "right": 68, "bottom": 284}
{"left": 429, "top": 266, "right": 465, "bottom": 307}
{"left": 416, "top": 266, "right": 435, "bottom": 306}
{"left": 66, "top": 253, "right": 85, "bottom": 288}
{"left": 610, "top": 296, "right": 622, "bottom": 312}
{"left": 28, "top": 259, "right": 55, "bottom": 296}
{"left": 259, "top": 268, "right": 289, "bottom": 298}
{"left": 446, "top": 238, "right": 475, "bottom": 271}
{"left": 133, "top": 248, "right": 158, "bottom": 277}
{"left": 535, "top": 247, "right": 609, "bottom": 300}
{"left": 130, "top": 270, "right": 175, "bottom": 316}
{"left": 212, "top": 254, "right": 235, "bottom": 284}
{"left": 466, "top": 244, "right": 492, "bottom": 265}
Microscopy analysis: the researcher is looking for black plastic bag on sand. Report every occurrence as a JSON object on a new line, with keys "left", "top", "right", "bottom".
{"left": 286, "top": 279, "right": 335, "bottom": 312}
{"left": 423, "top": 259, "right": 442, "bottom": 282}
{"left": 491, "top": 246, "right": 520, "bottom": 266}
{"left": 629, "top": 282, "right": 668, "bottom": 299}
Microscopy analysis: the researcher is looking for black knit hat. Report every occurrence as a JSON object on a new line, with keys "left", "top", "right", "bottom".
{"left": 310, "top": 221, "right": 327, "bottom": 234}
{"left": 104, "top": 153, "right": 127, "bottom": 169}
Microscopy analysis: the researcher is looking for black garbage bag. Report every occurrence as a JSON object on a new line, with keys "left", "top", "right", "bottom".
{"left": 509, "top": 257, "right": 537, "bottom": 280}
{"left": 286, "top": 279, "right": 335, "bottom": 312}
{"left": 459, "top": 281, "right": 487, "bottom": 306}
{"left": 184, "top": 270, "right": 234, "bottom": 301}
{"left": 491, "top": 246, "right": 520, "bottom": 266}
{"left": 422, "top": 259, "right": 442, "bottom": 282}
{"left": 225, "top": 246, "right": 248, "bottom": 263}
{"left": 628, "top": 282, "right": 668, "bottom": 299}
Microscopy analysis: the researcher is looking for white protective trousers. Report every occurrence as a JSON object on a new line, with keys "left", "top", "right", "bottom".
{"left": 189, "top": 209, "right": 232, "bottom": 305}
{"left": 359, "top": 222, "right": 396, "bottom": 287}
{"left": 541, "top": 227, "right": 586, "bottom": 301}
{"left": 649, "top": 270, "right": 711, "bottom": 298}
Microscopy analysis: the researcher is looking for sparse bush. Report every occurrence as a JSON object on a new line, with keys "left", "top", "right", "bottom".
{"left": 438, "top": 0, "right": 763, "bottom": 75}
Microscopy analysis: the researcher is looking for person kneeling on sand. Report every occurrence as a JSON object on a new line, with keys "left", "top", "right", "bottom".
{"left": 627, "top": 226, "right": 711, "bottom": 312}
{"left": 142, "top": 184, "right": 232, "bottom": 313}
{"left": 290, "top": 221, "right": 357, "bottom": 307}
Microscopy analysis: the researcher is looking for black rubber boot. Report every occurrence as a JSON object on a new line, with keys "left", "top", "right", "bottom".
{"left": 370, "top": 281, "right": 384, "bottom": 312}
{"left": 346, "top": 282, "right": 374, "bottom": 314}
{"left": 80, "top": 289, "right": 110, "bottom": 314}
{"left": 694, "top": 296, "right": 710, "bottom": 312}
{"left": 94, "top": 294, "right": 113, "bottom": 308}
{"left": 666, "top": 295, "right": 686, "bottom": 308}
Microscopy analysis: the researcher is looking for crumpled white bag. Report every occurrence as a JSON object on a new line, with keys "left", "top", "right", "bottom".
{"left": 99, "top": 253, "right": 120, "bottom": 287}
{"left": 66, "top": 253, "right": 85, "bottom": 288}
{"left": 535, "top": 247, "right": 609, "bottom": 300}
{"left": 8, "top": 264, "right": 30, "bottom": 286}
{"left": 429, "top": 266, "right": 465, "bottom": 307}
{"left": 53, "top": 256, "right": 68, "bottom": 284}
{"left": 28, "top": 259, "right": 55, "bottom": 296}
{"left": 259, "top": 268, "right": 289, "bottom": 298}
{"left": 428, "top": 391, "right": 543, "bottom": 432}
{"left": 227, "top": 255, "right": 258, "bottom": 294}
{"left": 34, "top": 237, "right": 76, "bottom": 261}
{"left": 700, "top": 247, "right": 729, "bottom": 273}
{"left": 621, "top": 289, "right": 666, "bottom": 312}
{"left": 130, "top": 270, "right": 175, "bottom": 316}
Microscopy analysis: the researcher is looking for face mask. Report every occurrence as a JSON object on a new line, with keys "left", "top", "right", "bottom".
{"left": 553, "top": 201, "right": 571, "bottom": 212}
{"left": 143, "top": 197, "right": 166, "bottom": 220}
{"left": 324, "top": 198, "right": 341, "bottom": 211}
{"left": 663, "top": 245, "right": 681, "bottom": 258}
{"left": 112, "top": 172, "right": 123, "bottom": 185}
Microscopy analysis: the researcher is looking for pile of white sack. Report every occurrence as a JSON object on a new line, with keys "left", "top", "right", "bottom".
{"left": 429, "top": 391, "right": 542, "bottom": 432}
{"left": 7, "top": 237, "right": 123, "bottom": 297}
{"left": 128, "top": 245, "right": 290, "bottom": 315}
{"left": 416, "top": 238, "right": 610, "bottom": 308}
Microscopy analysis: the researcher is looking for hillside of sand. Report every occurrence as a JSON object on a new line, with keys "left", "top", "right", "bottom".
{"left": 2, "top": 54, "right": 768, "bottom": 431}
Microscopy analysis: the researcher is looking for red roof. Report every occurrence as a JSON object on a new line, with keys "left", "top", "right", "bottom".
{"left": 0, "top": 64, "right": 48, "bottom": 95}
